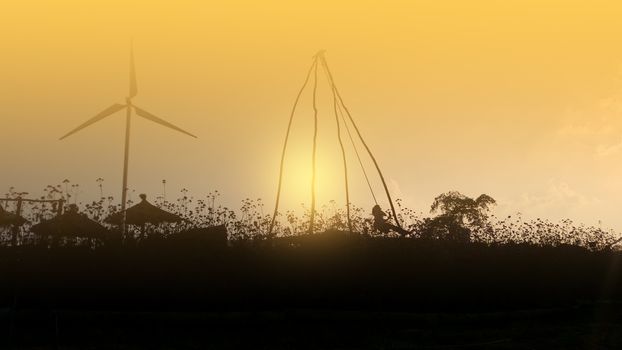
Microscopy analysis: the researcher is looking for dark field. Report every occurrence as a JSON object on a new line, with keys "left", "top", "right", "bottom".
{"left": 2, "top": 306, "right": 622, "bottom": 349}
{"left": 1, "top": 233, "right": 621, "bottom": 348}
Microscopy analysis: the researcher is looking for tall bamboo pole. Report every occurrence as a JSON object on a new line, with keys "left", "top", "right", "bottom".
{"left": 121, "top": 98, "right": 132, "bottom": 238}
{"left": 328, "top": 70, "right": 353, "bottom": 233}
{"left": 268, "top": 59, "right": 318, "bottom": 236}
{"left": 308, "top": 60, "right": 319, "bottom": 234}
{"left": 319, "top": 55, "right": 402, "bottom": 229}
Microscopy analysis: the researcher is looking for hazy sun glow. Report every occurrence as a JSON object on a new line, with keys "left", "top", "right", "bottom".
{"left": 3, "top": 1, "right": 622, "bottom": 229}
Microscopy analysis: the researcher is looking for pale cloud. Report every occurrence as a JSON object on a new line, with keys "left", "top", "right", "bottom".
{"left": 596, "top": 140, "right": 622, "bottom": 158}
{"left": 554, "top": 76, "right": 622, "bottom": 158}
{"left": 556, "top": 120, "right": 614, "bottom": 138}
{"left": 526, "top": 181, "right": 599, "bottom": 209}
{"left": 496, "top": 180, "right": 601, "bottom": 222}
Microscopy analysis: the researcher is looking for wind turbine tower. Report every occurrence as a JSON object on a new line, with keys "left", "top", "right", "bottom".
{"left": 60, "top": 44, "right": 197, "bottom": 234}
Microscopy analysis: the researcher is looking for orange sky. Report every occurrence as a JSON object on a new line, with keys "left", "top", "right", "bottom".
{"left": 2, "top": 0, "right": 622, "bottom": 229}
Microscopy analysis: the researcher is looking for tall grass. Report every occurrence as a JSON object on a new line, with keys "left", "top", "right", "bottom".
{"left": 2, "top": 179, "right": 621, "bottom": 250}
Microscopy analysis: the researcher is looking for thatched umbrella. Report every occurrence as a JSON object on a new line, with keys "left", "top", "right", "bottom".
{"left": 0, "top": 205, "right": 27, "bottom": 226}
{"left": 105, "top": 194, "right": 184, "bottom": 239}
{"left": 31, "top": 204, "right": 108, "bottom": 239}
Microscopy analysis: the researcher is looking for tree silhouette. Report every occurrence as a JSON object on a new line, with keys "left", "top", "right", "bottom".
{"left": 431, "top": 191, "right": 496, "bottom": 228}
{"left": 421, "top": 191, "right": 496, "bottom": 242}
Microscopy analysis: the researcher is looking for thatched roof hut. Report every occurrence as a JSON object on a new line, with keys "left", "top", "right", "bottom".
{"left": 31, "top": 204, "right": 108, "bottom": 239}
{"left": 105, "top": 194, "right": 184, "bottom": 226}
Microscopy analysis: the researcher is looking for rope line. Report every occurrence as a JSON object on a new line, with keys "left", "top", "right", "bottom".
{"left": 336, "top": 100, "right": 378, "bottom": 205}
{"left": 319, "top": 55, "right": 402, "bottom": 229}
{"left": 317, "top": 59, "right": 378, "bottom": 206}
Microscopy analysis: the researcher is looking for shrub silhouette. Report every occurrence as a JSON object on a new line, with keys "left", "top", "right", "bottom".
{"left": 1, "top": 181, "right": 620, "bottom": 251}
{"left": 418, "top": 192, "right": 496, "bottom": 243}
{"left": 430, "top": 191, "right": 496, "bottom": 228}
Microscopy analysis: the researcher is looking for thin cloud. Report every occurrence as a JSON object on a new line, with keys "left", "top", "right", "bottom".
{"left": 496, "top": 181, "right": 601, "bottom": 223}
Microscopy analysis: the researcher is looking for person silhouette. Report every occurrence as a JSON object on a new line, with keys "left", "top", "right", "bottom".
{"left": 372, "top": 204, "right": 410, "bottom": 236}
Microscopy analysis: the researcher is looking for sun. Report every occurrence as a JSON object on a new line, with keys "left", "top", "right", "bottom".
{"left": 280, "top": 144, "right": 348, "bottom": 212}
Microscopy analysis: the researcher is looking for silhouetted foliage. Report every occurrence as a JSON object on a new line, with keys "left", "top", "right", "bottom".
{"left": 430, "top": 191, "right": 496, "bottom": 228}
{"left": 1, "top": 181, "right": 620, "bottom": 251}
{"left": 418, "top": 191, "right": 496, "bottom": 243}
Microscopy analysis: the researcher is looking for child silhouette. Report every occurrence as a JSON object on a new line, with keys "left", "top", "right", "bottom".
{"left": 372, "top": 204, "right": 410, "bottom": 236}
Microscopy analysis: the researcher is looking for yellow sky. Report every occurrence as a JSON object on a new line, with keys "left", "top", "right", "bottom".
{"left": 2, "top": 0, "right": 622, "bottom": 228}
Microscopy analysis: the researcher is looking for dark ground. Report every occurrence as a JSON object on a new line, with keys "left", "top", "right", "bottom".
{"left": 1, "top": 233, "right": 621, "bottom": 349}
{"left": 2, "top": 306, "right": 622, "bottom": 349}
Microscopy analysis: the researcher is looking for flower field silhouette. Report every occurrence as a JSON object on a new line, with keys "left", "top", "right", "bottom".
{"left": 2, "top": 179, "right": 620, "bottom": 250}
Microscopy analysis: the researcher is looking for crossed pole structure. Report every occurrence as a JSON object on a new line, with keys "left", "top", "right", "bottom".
{"left": 59, "top": 44, "right": 197, "bottom": 236}
{"left": 268, "top": 51, "right": 401, "bottom": 236}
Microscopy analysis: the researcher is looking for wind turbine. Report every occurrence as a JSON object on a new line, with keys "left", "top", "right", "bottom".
{"left": 60, "top": 44, "right": 197, "bottom": 234}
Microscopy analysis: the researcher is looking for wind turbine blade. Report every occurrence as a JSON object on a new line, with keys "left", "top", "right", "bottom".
{"left": 59, "top": 103, "right": 127, "bottom": 140}
{"left": 129, "top": 43, "right": 138, "bottom": 98}
{"left": 133, "top": 106, "right": 197, "bottom": 138}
